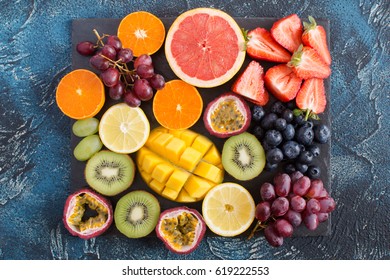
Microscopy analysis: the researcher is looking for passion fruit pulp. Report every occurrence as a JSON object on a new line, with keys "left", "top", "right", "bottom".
{"left": 156, "top": 207, "right": 206, "bottom": 254}
{"left": 63, "top": 189, "right": 113, "bottom": 239}
{"left": 203, "top": 93, "right": 251, "bottom": 138}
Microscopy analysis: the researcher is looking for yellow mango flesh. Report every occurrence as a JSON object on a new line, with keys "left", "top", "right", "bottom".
{"left": 136, "top": 127, "right": 224, "bottom": 202}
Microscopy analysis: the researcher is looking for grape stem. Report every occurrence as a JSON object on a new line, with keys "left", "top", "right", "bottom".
{"left": 247, "top": 221, "right": 267, "bottom": 240}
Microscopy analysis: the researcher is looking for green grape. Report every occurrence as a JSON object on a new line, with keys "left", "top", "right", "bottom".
{"left": 73, "top": 135, "right": 103, "bottom": 161}
{"left": 72, "top": 118, "right": 99, "bottom": 137}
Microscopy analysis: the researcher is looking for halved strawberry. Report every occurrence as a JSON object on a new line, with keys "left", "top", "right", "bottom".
{"left": 295, "top": 78, "right": 326, "bottom": 114}
{"left": 231, "top": 60, "right": 269, "bottom": 106}
{"left": 288, "top": 45, "right": 331, "bottom": 79}
{"left": 246, "top": 27, "right": 291, "bottom": 63}
{"left": 271, "top": 14, "right": 303, "bottom": 53}
{"left": 264, "top": 64, "right": 302, "bottom": 102}
{"left": 302, "top": 16, "right": 331, "bottom": 65}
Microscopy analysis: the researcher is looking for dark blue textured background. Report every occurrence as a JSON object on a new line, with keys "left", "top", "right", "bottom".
{"left": 0, "top": 0, "right": 389, "bottom": 260}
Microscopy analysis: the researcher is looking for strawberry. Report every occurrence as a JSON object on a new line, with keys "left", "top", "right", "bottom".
{"left": 246, "top": 27, "right": 291, "bottom": 63}
{"left": 302, "top": 16, "right": 331, "bottom": 65}
{"left": 271, "top": 14, "right": 303, "bottom": 53}
{"left": 295, "top": 78, "right": 327, "bottom": 115}
{"left": 288, "top": 45, "right": 331, "bottom": 79}
{"left": 264, "top": 64, "right": 302, "bottom": 102}
{"left": 231, "top": 60, "right": 269, "bottom": 106}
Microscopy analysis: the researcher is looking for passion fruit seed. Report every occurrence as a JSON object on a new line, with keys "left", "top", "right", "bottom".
{"left": 67, "top": 193, "right": 109, "bottom": 232}
{"left": 210, "top": 100, "right": 246, "bottom": 132}
{"left": 160, "top": 212, "right": 198, "bottom": 249}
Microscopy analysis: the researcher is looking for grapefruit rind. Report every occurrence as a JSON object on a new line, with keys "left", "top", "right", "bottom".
{"left": 165, "top": 8, "right": 246, "bottom": 88}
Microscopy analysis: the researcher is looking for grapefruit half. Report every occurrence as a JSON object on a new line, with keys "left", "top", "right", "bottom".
{"left": 165, "top": 8, "right": 246, "bottom": 88}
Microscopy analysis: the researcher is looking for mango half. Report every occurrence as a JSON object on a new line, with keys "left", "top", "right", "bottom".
{"left": 136, "top": 127, "right": 224, "bottom": 202}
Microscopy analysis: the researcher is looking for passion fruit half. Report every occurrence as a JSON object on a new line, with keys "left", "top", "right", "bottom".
{"left": 63, "top": 188, "right": 113, "bottom": 239}
{"left": 203, "top": 93, "right": 251, "bottom": 138}
{"left": 156, "top": 207, "right": 206, "bottom": 254}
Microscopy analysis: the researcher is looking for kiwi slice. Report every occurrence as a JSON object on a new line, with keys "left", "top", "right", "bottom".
{"left": 114, "top": 190, "right": 160, "bottom": 238}
{"left": 222, "top": 132, "right": 266, "bottom": 181}
{"left": 85, "top": 150, "right": 135, "bottom": 196}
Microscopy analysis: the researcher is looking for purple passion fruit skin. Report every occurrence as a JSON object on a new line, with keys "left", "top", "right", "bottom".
{"left": 156, "top": 207, "right": 206, "bottom": 255}
{"left": 203, "top": 93, "right": 251, "bottom": 138}
{"left": 63, "top": 188, "right": 113, "bottom": 240}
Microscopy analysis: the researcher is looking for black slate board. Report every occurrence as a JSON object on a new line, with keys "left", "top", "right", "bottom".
{"left": 71, "top": 17, "right": 331, "bottom": 237}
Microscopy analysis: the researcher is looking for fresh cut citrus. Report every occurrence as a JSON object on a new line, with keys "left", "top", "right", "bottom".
{"left": 165, "top": 7, "right": 246, "bottom": 88}
{"left": 56, "top": 69, "right": 105, "bottom": 119}
{"left": 202, "top": 182, "right": 255, "bottom": 237}
{"left": 153, "top": 79, "right": 203, "bottom": 130}
{"left": 117, "top": 11, "right": 165, "bottom": 57}
{"left": 99, "top": 103, "right": 150, "bottom": 154}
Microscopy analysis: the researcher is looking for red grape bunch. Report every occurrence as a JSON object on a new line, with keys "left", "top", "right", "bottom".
{"left": 76, "top": 29, "right": 165, "bottom": 107}
{"left": 248, "top": 171, "right": 336, "bottom": 247}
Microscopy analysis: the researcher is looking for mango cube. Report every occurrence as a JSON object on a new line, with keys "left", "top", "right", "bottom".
{"left": 179, "top": 130, "right": 198, "bottom": 146}
{"left": 148, "top": 133, "right": 173, "bottom": 156}
{"left": 202, "top": 145, "right": 222, "bottom": 166}
{"left": 179, "top": 147, "right": 203, "bottom": 171}
{"left": 194, "top": 161, "right": 224, "bottom": 183}
{"left": 142, "top": 153, "right": 163, "bottom": 173}
{"left": 161, "top": 187, "right": 179, "bottom": 200}
{"left": 184, "top": 175, "right": 215, "bottom": 199}
{"left": 151, "top": 163, "right": 174, "bottom": 184}
{"left": 176, "top": 189, "right": 197, "bottom": 203}
{"left": 149, "top": 179, "right": 165, "bottom": 193}
{"left": 164, "top": 137, "right": 187, "bottom": 164}
{"left": 139, "top": 169, "right": 152, "bottom": 184}
{"left": 165, "top": 169, "right": 190, "bottom": 192}
{"left": 192, "top": 135, "right": 213, "bottom": 156}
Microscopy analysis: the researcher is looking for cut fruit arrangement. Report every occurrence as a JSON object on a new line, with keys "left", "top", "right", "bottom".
{"left": 55, "top": 8, "right": 336, "bottom": 254}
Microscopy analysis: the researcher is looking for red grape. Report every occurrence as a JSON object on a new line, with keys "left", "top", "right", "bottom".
{"left": 100, "top": 67, "right": 120, "bottom": 87}
{"left": 117, "top": 48, "right": 133, "bottom": 63}
{"left": 264, "top": 224, "right": 284, "bottom": 247}
{"left": 317, "top": 212, "right": 329, "bottom": 223}
{"left": 284, "top": 209, "right": 302, "bottom": 227}
{"left": 274, "top": 173, "right": 291, "bottom": 197}
{"left": 134, "top": 54, "right": 152, "bottom": 68}
{"left": 306, "top": 198, "right": 321, "bottom": 214}
{"left": 306, "top": 179, "right": 324, "bottom": 198}
{"left": 149, "top": 74, "right": 165, "bottom": 90}
{"left": 255, "top": 201, "right": 271, "bottom": 222}
{"left": 290, "top": 195, "right": 306, "bottom": 212}
{"left": 274, "top": 219, "right": 293, "bottom": 237}
{"left": 123, "top": 90, "right": 141, "bottom": 107}
{"left": 76, "top": 41, "right": 96, "bottom": 56}
{"left": 90, "top": 54, "right": 110, "bottom": 71}
{"left": 106, "top": 35, "right": 122, "bottom": 51}
{"left": 133, "top": 79, "right": 153, "bottom": 101}
{"left": 136, "top": 64, "right": 154, "bottom": 79}
{"left": 271, "top": 197, "right": 289, "bottom": 217}
{"left": 292, "top": 176, "right": 311, "bottom": 196}
{"left": 260, "top": 182, "right": 276, "bottom": 202}
{"left": 101, "top": 44, "right": 117, "bottom": 60}
{"left": 318, "top": 197, "right": 336, "bottom": 213}
{"left": 304, "top": 213, "right": 319, "bottom": 230}
{"left": 109, "top": 81, "right": 125, "bottom": 100}
{"left": 290, "top": 171, "right": 304, "bottom": 184}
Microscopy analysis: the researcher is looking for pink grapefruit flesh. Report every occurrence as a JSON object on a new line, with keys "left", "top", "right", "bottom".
{"left": 165, "top": 8, "right": 246, "bottom": 88}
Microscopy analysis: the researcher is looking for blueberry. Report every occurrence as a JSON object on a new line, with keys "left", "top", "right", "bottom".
{"left": 307, "top": 165, "right": 321, "bottom": 179}
{"left": 282, "top": 140, "right": 301, "bottom": 159}
{"left": 282, "top": 124, "right": 295, "bottom": 140}
{"left": 265, "top": 162, "right": 279, "bottom": 172}
{"left": 296, "top": 126, "right": 314, "bottom": 146}
{"left": 301, "top": 120, "right": 314, "bottom": 129}
{"left": 266, "top": 148, "right": 284, "bottom": 164}
{"left": 271, "top": 101, "right": 286, "bottom": 115}
{"left": 282, "top": 109, "right": 294, "bottom": 123}
{"left": 314, "top": 124, "right": 331, "bottom": 144}
{"left": 265, "top": 129, "right": 283, "bottom": 146}
{"left": 286, "top": 100, "right": 296, "bottom": 110}
{"left": 260, "top": 113, "right": 278, "bottom": 130}
{"left": 298, "top": 150, "right": 314, "bottom": 164}
{"left": 252, "top": 105, "right": 265, "bottom": 122}
{"left": 308, "top": 145, "right": 321, "bottom": 157}
{"left": 284, "top": 163, "right": 296, "bottom": 174}
{"left": 293, "top": 114, "right": 305, "bottom": 125}
{"left": 295, "top": 162, "right": 308, "bottom": 173}
{"left": 261, "top": 140, "right": 273, "bottom": 152}
{"left": 252, "top": 126, "right": 265, "bottom": 140}
{"left": 275, "top": 118, "right": 287, "bottom": 131}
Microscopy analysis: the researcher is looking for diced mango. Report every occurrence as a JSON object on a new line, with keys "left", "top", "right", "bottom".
{"left": 203, "top": 145, "right": 222, "bottom": 166}
{"left": 165, "top": 169, "right": 191, "bottom": 192}
{"left": 136, "top": 146, "right": 152, "bottom": 166}
{"left": 151, "top": 163, "right": 174, "bottom": 184}
{"left": 184, "top": 175, "right": 215, "bottom": 199}
{"left": 176, "top": 189, "right": 197, "bottom": 203}
{"left": 179, "top": 147, "right": 203, "bottom": 171}
{"left": 149, "top": 179, "right": 165, "bottom": 193}
{"left": 139, "top": 169, "right": 152, "bottom": 184}
{"left": 142, "top": 153, "right": 163, "bottom": 173}
{"left": 161, "top": 187, "right": 179, "bottom": 200}
{"left": 192, "top": 135, "right": 213, "bottom": 157}
{"left": 194, "top": 161, "right": 224, "bottom": 183}
{"left": 148, "top": 133, "right": 173, "bottom": 155}
{"left": 168, "top": 129, "right": 183, "bottom": 139}
{"left": 179, "top": 130, "right": 198, "bottom": 146}
{"left": 164, "top": 137, "right": 187, "bottom": 164}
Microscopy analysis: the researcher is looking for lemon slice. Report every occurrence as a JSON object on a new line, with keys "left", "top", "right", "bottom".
{"left": 99, "top": 103, "right": 150, "bottom": 154}
{"left": 202, "top": 182, "right": 255, "bottom": 237}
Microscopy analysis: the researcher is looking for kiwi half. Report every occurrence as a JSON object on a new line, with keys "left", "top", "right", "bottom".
{"left": 85, "top": 150, "right": 135, "bottom": 196}
{"left": 114, "top": 190, "right": 160, "bottom": 238}
{"left": 222, "top": 132, "right": 266, "bottom": 181}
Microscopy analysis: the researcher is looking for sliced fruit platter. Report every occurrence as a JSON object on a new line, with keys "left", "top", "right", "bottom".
{"left": 57, "top": 8, "right": 335, "bottom": 253}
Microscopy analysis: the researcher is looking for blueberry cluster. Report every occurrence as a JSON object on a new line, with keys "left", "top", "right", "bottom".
{"left": 251, "top": 101, "right": 330, "bottom": 178}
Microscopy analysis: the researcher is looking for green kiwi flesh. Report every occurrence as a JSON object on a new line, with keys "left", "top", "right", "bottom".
{"left": 114, "top": 190, "right": 160, "bottom": 238}
{"left": 85, "top": 150, "right": 135, "bottom": 196}
{"left": 222, "top": 132, "right": 266, "bottom": 181}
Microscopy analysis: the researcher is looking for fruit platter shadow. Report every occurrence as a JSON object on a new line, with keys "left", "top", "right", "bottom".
{"left": 71, "top": 17, "right": 331, "bottom": 238}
